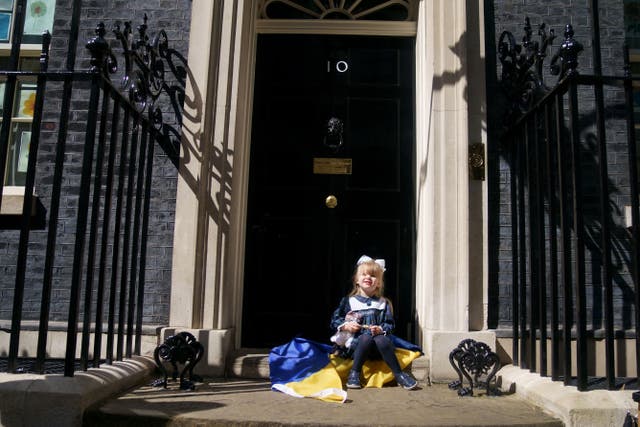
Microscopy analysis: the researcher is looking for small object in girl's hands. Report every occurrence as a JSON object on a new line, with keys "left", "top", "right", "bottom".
{"left": 330, "top": 310, "right": 361, "bottom": 348}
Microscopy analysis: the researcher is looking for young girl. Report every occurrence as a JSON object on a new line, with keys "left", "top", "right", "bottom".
{"left": 329, "top": 255, "right": 418, "bottom": 390}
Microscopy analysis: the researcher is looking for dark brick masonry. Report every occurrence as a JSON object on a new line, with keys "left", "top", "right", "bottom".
{"left": 0, "top": 0, "right": 192, "bottom": 327}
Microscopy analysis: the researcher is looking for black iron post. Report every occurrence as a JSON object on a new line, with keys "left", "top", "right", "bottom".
{"left": 106, "top": 105, "right": 131, "bottom": 364}
{"left": 117, "top": 120, "right": 140, "bottom": 361}
{"left": 525, "top": 118, "right": 537, "bottom": 372}
{"left": 511, "top": 143, "right": 520, "bottom": 366}
{"left": 80, "top": 82, "right": 112, "bottom": 371}
{"left": 545, "top": 101, "right": 560, "bottom": 381}
{"left": 568, "top": 78, "right": 588, "bottom": 391}
{"left": 135, "top": 119, "right": 156, "bottom": 354}
{"left": 518, "top": 129, "right": 528, "bottom": 370}
{"left": 534, "top": 110, "right": 548, "bottom": 376}
{"left": 93, "top": 95, "right": 121, "bottom": 368}
{"left": 36, "top": 0, "right": 84, "bottom": 374}
{"left": 554, "top": 91, "right": 574, "bottom": 386}
{"left": 64, "top": 23, "right": 109, "bottom": 377}
{"left": 9, "top": 31, "right": 51, "bottom": 373}
{"left": 589, "top": 0, "right": 615, "bottom": 390}
{"left": 126, "top": 124, "right": 149, "bottom": 358}
{"left": 5, "top": 0, "right": 29, "bottom": 374}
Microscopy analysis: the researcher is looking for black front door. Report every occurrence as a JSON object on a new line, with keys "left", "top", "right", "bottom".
{"left": 242, "top": 34, "right": 415, "bottom": 348}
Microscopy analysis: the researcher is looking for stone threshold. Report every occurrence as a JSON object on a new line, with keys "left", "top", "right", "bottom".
{"left": 226, "top": 349, "right": 430, "bottom": 383}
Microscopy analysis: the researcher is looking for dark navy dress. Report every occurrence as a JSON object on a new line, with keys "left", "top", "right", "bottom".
{"left": 329, "top": 295, "right": 395, "bottom": 357}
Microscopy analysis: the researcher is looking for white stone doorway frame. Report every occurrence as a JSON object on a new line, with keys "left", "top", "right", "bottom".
{"left": 169, "top": 0, "right": 490, "bottom": 379}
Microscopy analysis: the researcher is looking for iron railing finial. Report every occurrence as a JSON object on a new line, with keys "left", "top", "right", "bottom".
{"left": 550, "top": 24, "right": 583, "bottom": 78}
{"left": 86, "top": 23, "right": 117, "bottom": 75}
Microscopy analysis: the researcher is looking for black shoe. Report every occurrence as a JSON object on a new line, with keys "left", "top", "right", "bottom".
{"left": 395, "top": 372, "right": 418, "bottom": 390}
{"left": 347, "top": 370, "right": 362, "bottom": 389}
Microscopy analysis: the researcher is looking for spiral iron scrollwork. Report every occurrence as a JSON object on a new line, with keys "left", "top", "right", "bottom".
{"left": 498, "top": 18, "right": 557, "bottom": 120}
{"left": 448, "top": 338, "right": 501, "bottom": 397}
{"left": 152, "top": 331, "right": 204, "bottom": 390}
{"left": 87, "top": 15, "right": 173, "bottom": 131}
{"left": 498, "top": 17, "right": 584, "bottom": 122}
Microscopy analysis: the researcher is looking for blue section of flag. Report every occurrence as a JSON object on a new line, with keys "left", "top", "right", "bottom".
{"left": 269, "top": 337, "right": 333, "bottom": 385}
{"left": 390, "top": 335, "right": 422, "bottom": 353}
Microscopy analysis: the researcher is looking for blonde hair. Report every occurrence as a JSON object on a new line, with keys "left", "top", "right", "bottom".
{"left": 349, "top": 260, "right": 385, "bottom": 297}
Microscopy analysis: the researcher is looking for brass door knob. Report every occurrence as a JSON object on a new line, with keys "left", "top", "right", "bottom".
{"left": 325, "top": 195, "right": 338, "bottom": 208}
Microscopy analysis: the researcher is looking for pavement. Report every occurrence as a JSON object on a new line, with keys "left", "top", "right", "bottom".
{"left": 83, "top": 377, "right": 564, "bottom": 426}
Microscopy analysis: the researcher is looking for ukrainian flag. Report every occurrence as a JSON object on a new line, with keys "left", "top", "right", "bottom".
{"left": 270, "top": 338, "right": 347, "bottom": 403}
{"left": 269, "top": 337, "right": 422, "bottom": 403}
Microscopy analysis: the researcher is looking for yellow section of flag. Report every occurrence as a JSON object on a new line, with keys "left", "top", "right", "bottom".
{"left": 272, "top": 361, "right": 347, "bottom": 403}
{"left": 332, "top": 348, "right": 422, "bottom": 388}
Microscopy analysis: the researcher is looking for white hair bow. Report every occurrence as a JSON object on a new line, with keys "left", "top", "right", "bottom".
{"left": 357, "top": 255, "right": 386, "bottom": 271}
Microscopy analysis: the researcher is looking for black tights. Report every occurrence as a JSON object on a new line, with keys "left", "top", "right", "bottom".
{"left": 351, "top": 334, "right": 402, "bottom": 375}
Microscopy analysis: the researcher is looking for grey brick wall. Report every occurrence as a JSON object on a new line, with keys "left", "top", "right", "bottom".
{"left": 0, "top": 0, "right": 191, "bottom": 328}
{"left": 487, "top": 0, "right": 636, "bottom": 332}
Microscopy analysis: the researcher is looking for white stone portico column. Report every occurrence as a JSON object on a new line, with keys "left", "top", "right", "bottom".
{"left": 414, "top": 0, "right": 493, "bottom": 381}
{"left": 168, "top": 0, "right": 255, "bottom": 376}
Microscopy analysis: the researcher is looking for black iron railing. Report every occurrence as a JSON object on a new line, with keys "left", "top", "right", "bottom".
{"left": 500, "top": 13, "right": 640, "bottom": 390}
{"left": 0, "top": 0, "right": 181, "bottom": 376}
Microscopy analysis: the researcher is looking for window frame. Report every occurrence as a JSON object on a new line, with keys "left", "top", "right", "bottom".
{"left": 0, "top": 0, "right": 56, "bottom": 209}
{"left": 1, "top": 53, "right": 39, "bottom": 187}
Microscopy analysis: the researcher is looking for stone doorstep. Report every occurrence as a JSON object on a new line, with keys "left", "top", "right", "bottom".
{"left": 227, "top": 348, "right": 270, "bottom": 379}
{"left": 0, "top": 355, "right": 156, "bottom": 427}
{"left": 497, "top": 365, "right": 638, "bottom": 427}
{"left": 240, "top": 351, "right": 640, "bottom": 426}
{"left": 9, "top": 352, "right": 633, "bottom": 427}
{"left": 226, "top": 349, "right": 430, "bottom": 382}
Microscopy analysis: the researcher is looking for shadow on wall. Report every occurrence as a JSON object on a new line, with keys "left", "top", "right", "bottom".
{"left": 169, "top": 3, "right": 238, "bottom": 328}
{"left": 415, "top": 22, "right": 489, "bottom": 335}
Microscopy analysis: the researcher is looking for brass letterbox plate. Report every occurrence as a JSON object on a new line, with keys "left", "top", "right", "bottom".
{"left": 313, "top": 157, "right": 352, "bottom": 175}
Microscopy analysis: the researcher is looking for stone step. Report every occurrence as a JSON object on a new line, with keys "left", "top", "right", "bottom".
{"left": 225, "top": 349, "right": 430, "bottom": 382}
{"left": 82, "top": 353, "right": 566, "bottom": 427}
{"left": 227, "top": 348, "right": 271, "bottom": 379}
{"left": 83, "top": 378, "right": 565, "bottom": 427}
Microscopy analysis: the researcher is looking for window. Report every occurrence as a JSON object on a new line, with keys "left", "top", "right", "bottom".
{"left": 1, "top": 0, "right": 55, "bottom": 187}
{"left": 258, "top": 0, "right": 417, "bottom": 21}
{"left": 1, "top": 56, "right": 38, "bottom": 186}
{"left": 0, "top": 0, "right": 55, "bottom": 44}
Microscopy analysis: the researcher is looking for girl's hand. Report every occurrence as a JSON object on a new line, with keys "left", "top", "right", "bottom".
{"left": 370, "top": 325, "right": 383, "bottom": 336}
{"left": 343, "top": 322, "right": 361, "bottom": 333}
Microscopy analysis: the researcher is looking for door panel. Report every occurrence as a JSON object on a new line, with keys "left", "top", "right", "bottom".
{"left": 347, "top": 97, "right": 401, "bottom": 190}
{"left": 243, "top": 35, "right": 415, "bottom": 348}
